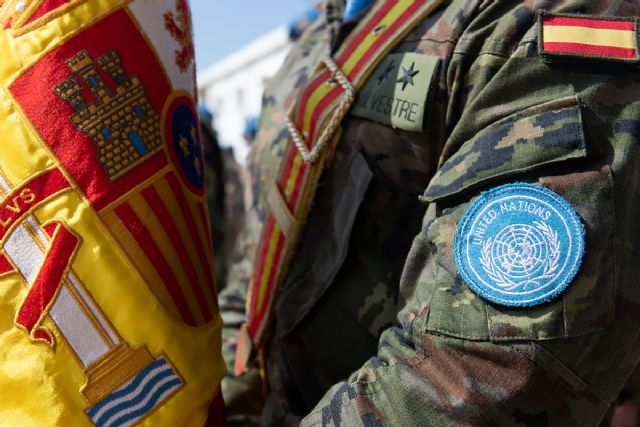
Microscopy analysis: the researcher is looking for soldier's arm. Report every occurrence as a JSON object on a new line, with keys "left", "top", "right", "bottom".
{"left": 302, "top": 3, "right": 640, "bottom": 425}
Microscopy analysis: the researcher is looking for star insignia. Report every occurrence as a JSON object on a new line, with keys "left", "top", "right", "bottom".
{"left": 396, "top": 62, "right": 420, "bottom": 91}
{"left": 377, "top": 60, "right": 395, "bottom": 85}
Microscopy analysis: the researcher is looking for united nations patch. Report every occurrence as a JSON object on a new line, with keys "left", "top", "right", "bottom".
{"left": 454, "top": 183, "right": 585, "bottom": 307}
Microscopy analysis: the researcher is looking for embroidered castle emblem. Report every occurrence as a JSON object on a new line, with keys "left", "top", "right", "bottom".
{"left": 454, "top": 183, "right": 585, "bottom": 307}
{"left": 55, "top": 49, "right": 162, "bottom": 182}
{"left": 12, "top": 11, "right": 218, "bottom": 327}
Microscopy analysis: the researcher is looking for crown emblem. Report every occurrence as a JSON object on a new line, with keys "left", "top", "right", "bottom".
{"left": 55, "top": 49, "right": 163, "bottom": 182}
{"left": 0, "top": 0, "right": 86, "bottom": 36}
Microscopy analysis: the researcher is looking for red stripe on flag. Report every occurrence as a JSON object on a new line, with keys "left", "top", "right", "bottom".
{"left": 305, "top": 85, "right": 342, "bottom": 151}
{"left": 281, "top": 69, "right": 332, "bottom": 195}
{"left": 288, "top": 88, "right": 343, "bottom": 207}
{"left": 283, "top": 85, "right": 342, "bottom": 210}
{"left": 277, "top": 69, "right": 331, "bottom": 198}
{"left": 338, "top": 0, "right": 398, "bottom": 64}
{"left": 254, "top": 233, "right": 285, "bottom": 335}
{"left": 16, "top": 223, "right": 78, "bottom": 344}
{"left": 165, "top": 172, "right": 217, "bottom": 304}
{"left": 543, "top": 16, "right": 636, "bottom": 31}
{"left": 283, "top": 1, "right": 420, "bottom": 208}
{"left": 0, "top": 254, "right": 14, "bottom": 275}
{"left": 349, "top": 0, "right": 424, "bottom": 81}
{"left": 289, "top": 3, "right": 401, "bottom": 186}
{"left": 544, "top": 41, "right": 637, "bottom": 58}
{"left": 141, "top": 186, "right": 213, "bottom": 322}
{"left": 198, "top": 201, "right": 213, "bottom": 252}
{"left": 287, "top": 1, "right": 427, "bottom": 210}
{"left": 295, "top": 69, "right": 332, "bottom": 131}
{"left": 248, "top": 216, "right": 275, "bottom": 322}
{"left": 115, "top": 202, "right": 197, "bottom": 325}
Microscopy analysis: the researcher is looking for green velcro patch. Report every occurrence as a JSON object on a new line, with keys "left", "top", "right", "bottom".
{"left": 351, "top": 52, "right": 439, "bottom": 132}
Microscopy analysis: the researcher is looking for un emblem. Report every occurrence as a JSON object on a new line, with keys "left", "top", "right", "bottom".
{"left": 454, "top": 183, "right": 585, "bottom": 307}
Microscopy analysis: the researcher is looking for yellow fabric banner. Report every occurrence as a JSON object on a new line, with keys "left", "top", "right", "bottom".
{"left": 0, "top": 1, "right": 225, "bottom": 426}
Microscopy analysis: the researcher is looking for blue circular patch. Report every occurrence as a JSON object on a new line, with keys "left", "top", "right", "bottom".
{"left": 171, "top": 103, "right": 204, "bottom": 191}
{"left": 454, "top": 183, "right": 585, "bottom": 307}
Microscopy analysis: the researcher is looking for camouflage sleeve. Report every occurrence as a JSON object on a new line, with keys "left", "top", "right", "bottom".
{"left": 301, "top": 4, "right": 640, "bottom": 426}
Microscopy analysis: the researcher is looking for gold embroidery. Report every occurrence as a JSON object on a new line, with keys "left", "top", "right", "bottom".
{"left": 0, "top": 0, "right": 87, "bottom": 37}
{"left": 80, "top": 344, "right": 155, "bottom": 406}
{"left": 55, "top": 50, "right": 162, "bottom": 182}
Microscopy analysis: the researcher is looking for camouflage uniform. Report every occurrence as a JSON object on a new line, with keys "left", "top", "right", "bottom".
{"left": 224, "top": 0, "right": 640, "bottom": 425}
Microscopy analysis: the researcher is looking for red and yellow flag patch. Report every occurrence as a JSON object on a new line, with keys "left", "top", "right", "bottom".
{"left": 540, "top": 13, "right": 639, "bottom": 63}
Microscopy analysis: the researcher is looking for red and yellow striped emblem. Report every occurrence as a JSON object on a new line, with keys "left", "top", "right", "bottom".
{"left": 0, "top": 1, "right": 225, "bottom": 424}
{"left": 540, "top": 13, "right": 639, "bottom": 62}
{"left": 237, "top": 0, "right": 445, "bottom": 372}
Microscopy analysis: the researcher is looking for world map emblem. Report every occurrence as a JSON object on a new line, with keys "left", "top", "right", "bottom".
{"left": 454, "top": 183, "right": 585, "bottom": 307}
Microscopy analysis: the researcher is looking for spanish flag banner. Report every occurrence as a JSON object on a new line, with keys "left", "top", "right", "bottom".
{"left": 0, "top": 1, "right": 225, "bottom": 426}
{"left": 540, "top": 12, "right": 639, "bottom": 63}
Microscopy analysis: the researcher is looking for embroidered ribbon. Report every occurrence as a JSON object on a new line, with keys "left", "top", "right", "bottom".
{"left": 15, "top": 222, "right": 80, "bottom": 345}
{"left": 0, "top": 167, "right": 74, "bottom": 345}
{"left": 237, "top": 0, "right": 445, "bottom": 373}
{"left": 0, "top": 168, "right": 71, "bottom": 243}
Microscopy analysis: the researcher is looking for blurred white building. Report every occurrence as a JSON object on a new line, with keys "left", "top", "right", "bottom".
{"left": 197, "top": 26, "right": 291, "bottom": 163}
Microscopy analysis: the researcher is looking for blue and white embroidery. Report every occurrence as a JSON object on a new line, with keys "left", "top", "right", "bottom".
{"left": 87, "top": 357, "right": 183, "bottom": 427}
{"left": 454, "top": 183, "right": 585, "bottom": 307}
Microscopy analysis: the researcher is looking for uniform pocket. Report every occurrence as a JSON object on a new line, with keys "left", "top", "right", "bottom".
{"left": 422, "top": 96, "right": 586, "bottom": 202}
{"left": 421, "top": 96, "right": 615, "bottom": 341}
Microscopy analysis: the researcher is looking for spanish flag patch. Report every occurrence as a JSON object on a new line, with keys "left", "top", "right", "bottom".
{"left": 539, "top": 12, "right": 639, "bottom": 63}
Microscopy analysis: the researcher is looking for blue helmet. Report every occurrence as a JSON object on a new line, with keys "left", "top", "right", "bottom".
{"left": 343, "top": 0, "right": 375, "bottom": 22}
{"left": 243, "top": 116, "right": 259, "bottom": 140}
{"left": 288, "top": 6, "right": 321, "bottom": 40}
{"left": 198, "top": 104, "right": 214, "bottom": 127}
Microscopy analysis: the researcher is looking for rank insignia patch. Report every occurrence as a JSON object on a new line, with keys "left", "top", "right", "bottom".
{"left": 454, "top": 183, "right": 585, "bottom": 307}
{"left": 351, "top": 52, "right": 438, "bottom": 132}
{"left": 539, "top": 12, "right": 639, "bottom": 63}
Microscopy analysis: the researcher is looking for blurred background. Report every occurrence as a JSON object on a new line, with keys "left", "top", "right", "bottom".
{"left": 192, "top": 0, "right": 320, "bottom": 163}
{"left": 191, "top": 1, "right": 321, "bottom": 289}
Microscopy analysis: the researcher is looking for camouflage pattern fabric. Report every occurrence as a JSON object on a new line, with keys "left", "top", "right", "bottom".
{"left": 219, "top": 4, "right": 347, "bottom": 423}
{"left": 222, "top": 0, "right": 640, "bottom": 425}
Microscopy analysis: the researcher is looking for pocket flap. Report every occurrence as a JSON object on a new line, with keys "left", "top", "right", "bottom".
{"left": 423, "top": 97, "right": 586, "bottom": 202}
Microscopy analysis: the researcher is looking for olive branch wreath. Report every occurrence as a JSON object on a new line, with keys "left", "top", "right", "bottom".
{"left": 479, "top": 221, "right": 560, "bottom": 291}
